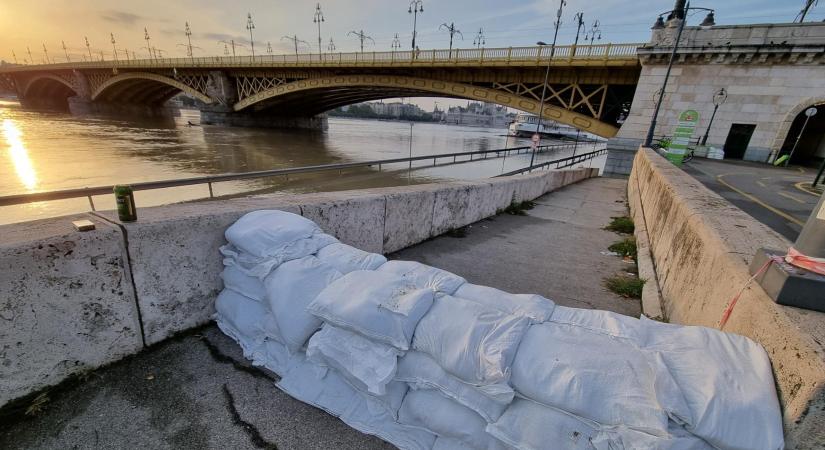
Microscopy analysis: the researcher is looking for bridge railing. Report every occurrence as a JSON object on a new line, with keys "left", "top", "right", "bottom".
{"left": 0, "top": 44, "right": 642, "bottom": 72}
{"left": 0, "top": 142, "right": 588, "bottom": 210}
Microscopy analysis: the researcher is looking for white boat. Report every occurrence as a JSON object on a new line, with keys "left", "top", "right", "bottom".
{"left": 507, "top": 113, "right": 584, "bottom": 140}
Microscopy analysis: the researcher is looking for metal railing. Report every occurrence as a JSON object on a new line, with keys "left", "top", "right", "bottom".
{"left": 0, "top": 143, "right": 581, "bottom": 209}
{"left": 498, "top": 147, "right": 607, "bottom": 177}
{"left": 0, "top": 43, "right": 642, "bottom": 72}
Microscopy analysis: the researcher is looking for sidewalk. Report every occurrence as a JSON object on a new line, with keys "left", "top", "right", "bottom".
{"left": 0, "top": 177, "right": 638, "bottom": 450}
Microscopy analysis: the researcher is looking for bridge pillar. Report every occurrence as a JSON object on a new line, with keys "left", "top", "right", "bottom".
{"left": 199, "top": 70, "right": 328, "bottom": 131}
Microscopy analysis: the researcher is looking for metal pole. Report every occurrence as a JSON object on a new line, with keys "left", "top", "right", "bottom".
{"left": 786, "top": 113, "right": 813, "bottom": 167}
{"left": 794, "top": 192, "right": 825, "bottom": 259}
{"left": 813, "top": 159, "right": 825, "bottom": 187}
{"left": 408, "top": 123, "right": 414, "bottom": 180}
{"left": 532, "top": 0, "right": 565, "bottom": 168}
{"left": 701, "top": 103, "right": 719, "bottom": 146}
{"left": 644, "top": 1, "right": 688, "bottom": 147}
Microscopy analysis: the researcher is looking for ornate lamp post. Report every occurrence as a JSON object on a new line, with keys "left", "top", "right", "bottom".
{"left": 439, "top": 22, "right": 463, "bottom": 58}
{"left": 42, "top": 43, "right": 50, "bottom": 64}
{"left": 473, "top": 28, "right": 485, "bottom": 49}
{"left": 328, "top": 38, "right": 336, "bottom": 52}
{"left": 313, "top": 4, "right": 325, "bottom": 56}
{"left": 84, "top": 37, "right": 92, "bottom": 61}
{"left": 110, "top": 33, "right": 118, "bottom": 61}
{"left": 246, "top": 13, "right": 256, "bottom": 57}
{"left": 348, "top": 30, "right": 374, "bottom": 53}
{"left": 185, "top": 22, "right": 194, "bottom": 60}
{"left": 585, "top": 20, "right": 601, "bottom": 56}
{"left": 408, "top": 0, "right": 424, "bottom": 50}
{"left": 700, "top": 88, "right": 727, "bottom": 145}
{"left": 62, "top": 41, "right": 70, "bottom": 62}
{"left": 572, "top": 12, "right": 585, "bottom": 56}
{"left": 144, "top": 28, "right": 153, "bottom": 59}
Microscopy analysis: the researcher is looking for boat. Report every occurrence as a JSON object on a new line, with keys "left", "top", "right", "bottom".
{"left": 507, "top": 112, "right": 584, "bottom": 140}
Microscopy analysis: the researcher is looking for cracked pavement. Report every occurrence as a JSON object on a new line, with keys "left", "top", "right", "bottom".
{"left": 0, "top": 177, "right": 638, "bottom": 449}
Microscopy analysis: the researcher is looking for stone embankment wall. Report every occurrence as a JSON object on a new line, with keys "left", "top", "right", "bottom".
{"left": 0, "top": 168, "right": 597, "bottom": 409}
{"left": 629, "top": 148, "right": 825, "bottom": 448}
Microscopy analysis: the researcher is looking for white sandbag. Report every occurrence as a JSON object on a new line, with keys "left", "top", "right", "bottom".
{"left": 549, "top": 305, "right": 644, "bottom": 341}
{"left": 225, "top": 210, "right": 321, "bottom": 258}
{"left": 221, "top": 232, "right": 338, "bottom": 279}
{"left": 263, "top": 256, "right": 343, "bottom": 353}
{"left": 412, "top": 294, "right": 529, "bottom": 385}
{"left": 316, "top": 242, "right": 387, "bottom": 274}
{"left": 611, "top": 422, "right": 716, "bottom": 450}
{"left": 307, "top": 324, "right": 402, "bottom": 396}
{"left": 454, "top": 283, "right": 555, "bottom": 323}
{"left": 214, "top": 289, "right": 281, "bottom": 350}
{"left": 510, "top": 322, "right": 670, "bottom": 436}
{"left": 486, "top": 398, "right": 606, "bottom": 450}
{"left": 395, "top": 351, "right": 512, "bottom": 423}
{"left": 432, "top": 437, "right": 474, "bottom": 450}
{"left": 640, "top": 317, "right": 784, "bottom": 450}
{"left": 399, "top": 389, "right": 510, "bottom": 450}
{"left": 378, "top": 260, "right": 466, "bottom": 295}
{"left": 307, "top": 270, "right": 434, "bottom": 350}
{"left": 255, "top": 338, "right": 294, "bottom": 377}
{"left": 221, "top": 265, "right": 266, "bottom": 302}
{"left": 278, "top": 356, "right": 435, "bottom": 450}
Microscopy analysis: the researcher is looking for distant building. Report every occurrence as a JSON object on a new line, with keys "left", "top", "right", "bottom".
{"left": 444, "top": 102, "right": 513, "bottom": 128}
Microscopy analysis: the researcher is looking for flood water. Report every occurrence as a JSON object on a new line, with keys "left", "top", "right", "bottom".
{"left": 0, "top": 100, "right": 603, "bottom": 225}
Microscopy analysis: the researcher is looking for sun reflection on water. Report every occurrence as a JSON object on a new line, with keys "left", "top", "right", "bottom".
{"left": 2, "top": 119, "right": 38, "bottom": 191}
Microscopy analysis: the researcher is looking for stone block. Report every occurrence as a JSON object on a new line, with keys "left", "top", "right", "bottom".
{"left": 382, "top": 186, "right": 438, "bottom": 254}
{"left": 431, "top": 182, "right": 494, "bottom": 235}
{"left": 298, "top": 191, "right": 386, "bottom": 254}
{"left": 0, "top": 214, "right": 143, "bottom": 406}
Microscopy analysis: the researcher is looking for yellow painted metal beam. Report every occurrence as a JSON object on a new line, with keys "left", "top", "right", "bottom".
{"left": 91, "top": 72, "right": 212, "bottom": 104}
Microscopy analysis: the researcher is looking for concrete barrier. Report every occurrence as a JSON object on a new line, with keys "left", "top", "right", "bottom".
{"left": 0, "top": 168, "right": 596, "bottom": 409}
{"left": 629, "top": 148, "right": 825, "bottom": 448}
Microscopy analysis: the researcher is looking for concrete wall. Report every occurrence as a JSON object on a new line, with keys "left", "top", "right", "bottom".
{"left": 628, "top": 149, "right": 825, "bottom": 448}
{"left": 0, "top": 168, "right": 597, "bottom": 408}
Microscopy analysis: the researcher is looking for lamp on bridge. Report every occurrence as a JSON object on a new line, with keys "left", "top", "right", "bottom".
{"left": 644, "top": 0, "right": 716, "bottom": 148}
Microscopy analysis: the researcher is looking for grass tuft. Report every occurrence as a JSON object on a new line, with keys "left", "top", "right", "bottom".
{"left": 605, "top": 216, "right": 635, "bottom": 234}
{"left": 605, "top": 275, "right": 645, "bottom": 299}
{"left": 502, "top": 200, "right": 536, "bottom": 216}
{"left": 608, "top": 238, "right": 637, "bottom": 259}
{"left": 25, "top": 392, "right": 49, "bottom": 417}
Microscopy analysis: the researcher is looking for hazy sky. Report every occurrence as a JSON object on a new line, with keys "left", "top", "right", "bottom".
{"left": 0, "top": 0, "right": 820, "bottom": 109}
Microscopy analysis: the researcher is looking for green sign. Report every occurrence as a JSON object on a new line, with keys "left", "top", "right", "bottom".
{"left": 666, "top": 110, "right": 700, "bottom": 166}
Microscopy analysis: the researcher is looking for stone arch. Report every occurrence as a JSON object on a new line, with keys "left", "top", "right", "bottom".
{"left": 234, "top": 75, "right": 620, "bottom": 138}
{"left": 91, "top": 72, "right": 212, "bottom": 105}
{"left": 770, "top": 95, "right": 825, "bottom": 160}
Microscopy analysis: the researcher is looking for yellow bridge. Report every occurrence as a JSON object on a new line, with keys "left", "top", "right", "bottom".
{"left": 0, "top": 43, "right": 642, "bottom": 137}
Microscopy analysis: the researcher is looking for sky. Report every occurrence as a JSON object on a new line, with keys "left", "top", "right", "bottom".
{"left": 0, "top": 0, "right": 821, "bottom": 109}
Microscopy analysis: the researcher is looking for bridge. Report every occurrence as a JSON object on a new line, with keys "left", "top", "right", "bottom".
{"left": 0, "top": 44, "right": 641, "bottom": 138}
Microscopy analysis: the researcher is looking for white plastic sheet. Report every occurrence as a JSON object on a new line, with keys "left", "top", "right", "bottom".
{"left": 316, "top": 242, "right": 387, "bottom": 274}
{"left": 307, "top": 324, "right": 402, "bottom": 396}
{"left": 263, "top": 256, "right": 343, "bottom": 353}
{"left": 412, "top": 294, "right": 529, "bottom": 386}
{"left": 378, "top": 260, "right": 466, "bottom": 295}
{"left": 307, "top": 270, "right": 434, "bottom": 350}
{"left": 454, "top": 283, "right": 555, "bottom": 323}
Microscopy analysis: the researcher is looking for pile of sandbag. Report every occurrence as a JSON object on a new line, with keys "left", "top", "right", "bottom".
{"left": 214, "top": 210, "right": 785, "bottom": 450}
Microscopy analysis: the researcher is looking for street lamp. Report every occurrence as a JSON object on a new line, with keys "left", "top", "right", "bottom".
{"left": 185, "top": 22, "right": 194, "bottom": 60}
{"left": 144, "top": 28, "right": 153, "bottom": 59}
{"left": 700, "top": 88, "right": 727, "bottom": 145}
{"left": 313, "top": 3, "right": 325, "bottom": 57}
{"left": 42, "top": 43, "right": 50, "bottom": 64}
{"left": 246, "top": 13, "right": 256, "bottom": 57}
{"left": 572, "top": 12, "right": 585, "bottom": 56}
{"left": 644, "top": 0, "right": 716, "bottom": 147}
{"left": 110, "top": 33, "right": 118, "bottom": 61}
{"left": 473, "top": 28, "right": 485, "bottom": 49}
{"left": 328, "top": 38, "right": 336, "bottom": 52}
{"left": 62, "top": 41, "right": 70, "bottom": 62}
{"left": 585, "top": 20, "right": 601, "bottom": 55}
{"left": 391, "top": 33, "right": 401, "bottom": 51}
{"left": 787, "top": 107, "right": 818, "bottom": 167}
{"left": 439, "top": 22, "right": 463, "bottom": 58}
{"left": 282, "top": 35, "right": 310, "bottom": 57}
{"left": 348, "top": 30, "right": 374, "bottom": 53}
{"left": 531, "top": 0, "right": 566, "bottom": 169}
{"left": 408, "top": 0, "right": 424, "bottom": 50}
{"left": 84, "top": 37, "right": 92, "bottom": 61}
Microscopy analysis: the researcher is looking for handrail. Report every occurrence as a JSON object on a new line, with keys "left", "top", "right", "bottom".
{"left": 0, "top": 43, "right": 643, "bottom": 72}
{"left": 497, "top": 148, "right": 607, "bottom": 177}
{"left": 0, "top": 143, "right": 577, "bottom": 208}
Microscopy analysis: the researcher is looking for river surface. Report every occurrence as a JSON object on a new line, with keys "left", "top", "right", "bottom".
{"left": 0, "top": 100, "right": 603, "bottom": 225}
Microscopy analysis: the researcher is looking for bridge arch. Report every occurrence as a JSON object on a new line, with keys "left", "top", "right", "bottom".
{"left": 770, "top": 96, "right": 825, "bottom": 164}
{"left": 22, "top": 74, "right": 78, "bottom": 99}
{"left": 234, "top": 75, "right": 619, "bottom": 138}
{"left": 92, "top": 72, "right": 212, "bottom": 105}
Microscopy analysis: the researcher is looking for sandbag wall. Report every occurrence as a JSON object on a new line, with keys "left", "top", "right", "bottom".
{"left": 214, "top": 210, "right": 784, "bottom": 450}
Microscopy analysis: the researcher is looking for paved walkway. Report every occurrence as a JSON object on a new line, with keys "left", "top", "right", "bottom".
{"left": 683, "top": 158, "right": 820, "bottom": 241}
{"left": 0, "top": 177, "right": 638, "bottom": 450}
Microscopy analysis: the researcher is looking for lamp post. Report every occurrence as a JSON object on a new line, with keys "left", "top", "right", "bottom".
{"left": 787, "top": 107, "right": 818, "bottom": 167}
{"left": 585, "top": 20, "right": 601, "bottom": 56}
{"left": 282, "top": 35, "right": 310, "bottom": 57}
{"left": 313, "top": 3, "right": 325, "bottom": 57}
{"left": 185, "top": 22, "right": 194, "bottom": 60}
{"left": 644, "top": 0, "right": 716, "bottom": 147}
{"left": 572, "top": 12, "right": 585, "bottom": 56}
{"left": 246, "top": 13, "right": 256, "bottom": 57}
{"left": 701, "top": 88, "right": 727, "bottom": 145}
{"left": 408, "top": 0, "right": 424, "bottom": 50}
{"left": 439, "top": 22, "right": 463, "bottom": 58}
{"left": 328, "top": 38, "right": 336, "bottom": 52}
{"left": 11, "top": 50, "right": 17, "bottom": 64}
{"left": 62, "top": 41, "right": 70, "bottom": 62}
{"left": 27, "top": 47, "right": 33, "bottom": 65}
{"left": 110, "top": 33, "right": 118, "bottom": 61}
{"left": 473, "top": 28, "right": 485, "bottom": 49}
{"left": 42, "top": 43, "right": 50, "bottom": 64}
{"left": 530, "top": 0, "right": 566, "bottom": 169}
{"left": 144, "top": 28, "right": 153, "bottom": 59}
{"left": 84, "top": 37, "right": 92, "bottom": 61}
{"left": 348, "top": 30, "right": 374, "bottom": 53}
{"left": 391, "top": 33, "right": 401, "bottom": 51}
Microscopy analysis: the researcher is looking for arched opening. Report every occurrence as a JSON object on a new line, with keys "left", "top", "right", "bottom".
{"left": 778, "top": 103, "right": 825, "bottom": 167}
{"left": 92, "top": 73, "right": 212, "bottom": 107}
{"left": 21, "top": 77, "right": 78, "bottom": 110}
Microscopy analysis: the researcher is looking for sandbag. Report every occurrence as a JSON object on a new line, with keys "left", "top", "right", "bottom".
{"left": 220, "top": 231, "right": 338, "bottom": 279}
{"left": 307, "top": 324, "right": 402, "bottom": 396}
{"left": 486, "top": 398, "right": 606, "bottom": 450}
{"left": 640, "top": 317, "right": 784, "bottom": 450}
{"left": 398, "top": 389, "right": 510, "bottom": 450}
{"left": 395, "top": 351, "right": 512, "bottom": 423}
{"left": 221, "top": 265, "right": 266, "bottom": 302}
{"left": 316, "top": 242, "right": 387, "bottom": 274}
{"left": 307, "top": 270, "right": 434, "bottom": 350}
{"left": 378, "top": 260, "right": 466, "bottom": 295}
{"left": 214, "top": 288, "right": 281, "bottom": 350}
{"left": 510, "top": 322, "right": 671, "bottom": 436}
{"left": 412, "top": 294, "right": 529, "bottom": 385}
{"left": 263, "top": 256, "right": 343, "bottom": 353}
{"left": 432, "top": 437, "right": 474, "bottom": 450}
{"left": 549, "top": 305, "right": 644, "bottom": 341}
{"left": 454, "top": 283, "right": 555, "bottom": 323}
{"left": 225, "top": 210, "right": 321, "bottom": 258}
